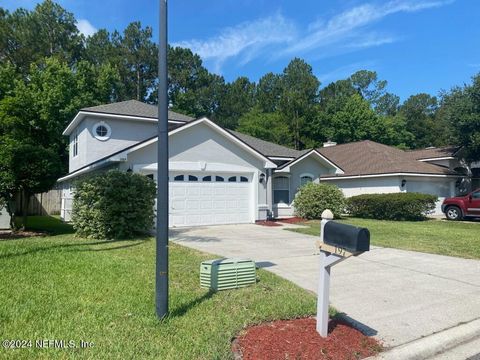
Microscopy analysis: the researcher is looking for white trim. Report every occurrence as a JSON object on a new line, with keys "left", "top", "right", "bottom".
{"left": 278, "top": 150, "right": 344, "bottom": 174}
{"left": 57, "top": 159, "right": 122, "bottom": 182}
{"left": 93, "top": 121, "right": 112, "bottom": 141}
{"left": 320, "top": 172, "right": 461, "bottom": 181}
{"left": 63, "top": 111, "right": 186, "bottom": 136}
{"left": 418, "top": 157, "right": 455, "bottom": 162}
{"left": 134, "top": 161, "right": 255, "bottom": 173}
{"left": 134, "top": 117, "right": 277, "bottom": 169}
{"left": 268, "top": 156, "right": 295, "bottom": 161}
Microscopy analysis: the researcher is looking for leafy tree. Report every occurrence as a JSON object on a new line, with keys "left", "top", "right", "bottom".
{"left": 0, "top": 138, "right": 63, "bottom": 229}
{"left": 149, "top": 46, "right": 226, "bottom": 119}
{"left": 350, "top": 70, "right": 387, "bottom": 104}
{"left": 256, "top": 72, "right": 282, "bottom": 113}
{"left": 237, "top": 106, "right": 291, "bottom": 146}
{"left": 278, "top": 58, "right": 320, "bottom": 149}
{"left": 118, "top": 22, "right": 157, "bottom": 101}
{"left": 0, "top": 1, "right": 83, "bottom": 73}
{"left": 331, "top": 94, "right": 385, "bottom": 143}
{"left": 216, "top": 77, "right": 256, "bottom": 129}
{"left": 439, "top": 73, "right": 480, "bottom": 161}
{"left": 0, "top": 57, "right": 119, "bottom": 168}
{"left": 399, "top": 93, "right": 441, "bottom": 148}
{"left": 375, "top": 92, "right": 400, "bottom": 116}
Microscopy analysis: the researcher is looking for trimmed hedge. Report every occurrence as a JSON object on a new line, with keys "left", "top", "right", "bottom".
{"left": 72, "top": 170, "right": 156, "bottom": 239}
{"left": 346, "top": 192, "right": 438, "bottom": 221}
{"left": 294, "top": 182, "right": 345, "bottom": 219}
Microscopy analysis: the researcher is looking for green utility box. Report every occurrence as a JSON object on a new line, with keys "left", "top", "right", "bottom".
{"left": 200, "top": 258, "right": 256, "bottom": 291}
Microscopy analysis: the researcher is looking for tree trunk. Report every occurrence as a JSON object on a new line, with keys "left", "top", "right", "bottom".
{"left": 6, "top": 198, "right": 16, "bottom": 231}
{"left": 137, "top": 69, "right": 141, "bottom": 101}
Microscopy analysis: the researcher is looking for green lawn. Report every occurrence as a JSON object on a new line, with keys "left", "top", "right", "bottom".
{"left": 0, "top": 217, "right": 319, "bottom": 359}
{"left": 290, "top": 217, "right": 480, "bottom": 259}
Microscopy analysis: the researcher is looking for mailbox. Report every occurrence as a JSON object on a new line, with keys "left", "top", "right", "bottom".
{"left": 316, "top": 210, "right": 371, "bottom": 338}
{"left": 323, "top": 221, "right": 370, "bottom": 253}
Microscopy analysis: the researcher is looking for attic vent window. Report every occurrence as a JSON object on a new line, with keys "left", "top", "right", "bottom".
{"left": 93, "top": 122, "right": 111, "bottom": 141}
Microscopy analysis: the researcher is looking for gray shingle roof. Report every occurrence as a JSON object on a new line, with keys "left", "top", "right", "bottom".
{"left": 82, "top": 100, "right": 194, "bottom": 122}
{"left": 229, "top": 130, "right": 307, "bottom": 158}
{"left": 317, "top": 140, "right": 458, "bottom": 177}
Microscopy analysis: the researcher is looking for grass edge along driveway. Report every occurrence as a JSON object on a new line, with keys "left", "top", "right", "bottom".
{"left": 0, "top": 216, "right": 325, "bottom": 360}
{"left": 289, "top": 217, "right": 480, "bottom": 260}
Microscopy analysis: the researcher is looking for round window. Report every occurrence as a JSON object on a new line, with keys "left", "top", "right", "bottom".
{"left": 93, "top": 122, "right": 111, "bottom": 140}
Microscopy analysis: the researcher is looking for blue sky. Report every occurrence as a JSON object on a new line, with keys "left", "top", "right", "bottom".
{"left": 3, "top": 0, "right": 480, "bottom": 100}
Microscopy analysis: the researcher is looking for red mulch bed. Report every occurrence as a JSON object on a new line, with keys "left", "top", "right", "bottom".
{"left": 275, "top": 216, "right": 306, "bottom": 224}
{"left": 0, "top": 230, "right": 46, "bottom": 240}
{"left": 232, "top": 317, "right": 382, "bottom": 360}
{"left": 255, "top": 220, "right": 282, "bottom": 227}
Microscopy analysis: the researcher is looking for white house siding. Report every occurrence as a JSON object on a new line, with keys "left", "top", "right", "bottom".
{"left": 124, "top": 123, "right": 268, "bottom": 224}
{"left": 68, "top": 119, "right": 89, "bottom": 172}
{"left": 69, "top": 116, "right": 157, "bottom": 172}
{"left": 327, "top": 176, "right": 403, "bottom": 198}
{"left": 405, "top": 177, "right": 455, "bottom": 215}
{"left": 0, "top": 206, "right": 10, "bottom": 229}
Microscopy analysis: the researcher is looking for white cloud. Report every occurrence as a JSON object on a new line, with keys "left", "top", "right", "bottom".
{"left": 174, "top": 0, "right": 453, "bottom": 72}
{"left": 282, "top": 0, "right": 453, "bottom": 56}
{"left": 173, "top": 13, "right": 296, "bottom": 73}
{"left": 76, "top": 19, "right": 97, "bottom": 37}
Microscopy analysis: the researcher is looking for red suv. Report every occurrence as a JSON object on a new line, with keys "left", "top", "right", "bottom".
{"left": 442, "top": 189, "right": 480, "bottom": 220}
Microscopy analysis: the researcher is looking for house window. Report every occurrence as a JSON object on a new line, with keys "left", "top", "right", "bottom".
{"left": 188, "top": 175, "right": 198, "bottom": 181}
{"left": 93, "top": 122, "right": 111, "bottom": 141}
{"left": 228, "top": 176, "right": 236, "bottom": 182}
{"left": 146, "top": 174, "right": 154, "bottom": 180}
{"left": 240, "top": 176, "right": 248, "bottom": 182}
{"left": 215, "top": 176, "right": 224, "bottom": 182}
{"left": 174, "top": 175, "right": 184, "bottom": 181}
{"left": 73, "top": 130, "right": 79, "bottom": 157}
{"left": 300, "top": 174, "right": 314, "bottom": 187}
{"left": 274, "top": 176, "right": 290, "bottom": 204}
{"left": 202, "top": 176, "right": 212, "bottom": 182}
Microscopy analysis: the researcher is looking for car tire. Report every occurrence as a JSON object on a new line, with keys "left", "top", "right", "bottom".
{"left": 445, "top": 206, "right": 462, "bottom": 221}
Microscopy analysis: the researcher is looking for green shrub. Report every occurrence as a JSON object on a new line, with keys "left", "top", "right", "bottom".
{"left": 72, "top": 170, "right": 156, "bottom": 239}
{"left": 294, "top": 183, "right": 345, "bottom": 219}
{"left": 346, "top": 192, "right": 438, "bottom": 221}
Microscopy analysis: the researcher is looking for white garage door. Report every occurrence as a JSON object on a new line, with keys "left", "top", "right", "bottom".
{"left": 168, "top": 173, "right": 253, "bottom": 227}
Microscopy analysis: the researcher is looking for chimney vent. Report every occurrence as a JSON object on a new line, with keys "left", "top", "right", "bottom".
{"left": 323, "top": 140, "right": 337, "bottom": 147}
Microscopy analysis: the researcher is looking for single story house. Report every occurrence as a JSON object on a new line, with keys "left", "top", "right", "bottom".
{"left": 57, "top": 100, "right": 465, "bottom": 227}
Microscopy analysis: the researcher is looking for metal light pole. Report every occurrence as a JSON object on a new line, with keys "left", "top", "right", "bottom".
{"left": 156, "top": 0, "right": 169, "bottom": 319}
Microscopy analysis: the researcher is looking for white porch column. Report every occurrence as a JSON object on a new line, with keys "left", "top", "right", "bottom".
{"left": 266, "top": 168, "right": 273, "bottom": 218}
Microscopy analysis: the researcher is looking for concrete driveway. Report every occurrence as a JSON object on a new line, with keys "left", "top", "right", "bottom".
{"left": 170, "top": 223, "right": 480, "bottom": 348}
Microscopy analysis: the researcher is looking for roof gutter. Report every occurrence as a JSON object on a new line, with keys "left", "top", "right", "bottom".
{"left": 320, "top": 172, "right": 462, "bottom": 181}
{"left": 57, "top": 157, "right": 125, "bottom": 182}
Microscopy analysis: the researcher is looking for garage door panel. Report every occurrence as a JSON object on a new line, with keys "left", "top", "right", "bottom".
{"left": 168, "top": 173, "right": 253, "bottom": 226}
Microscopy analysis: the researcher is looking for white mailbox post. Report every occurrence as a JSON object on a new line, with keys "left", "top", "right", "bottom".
{"left": 316, "top": 209, "right": 370, "bottom": 337}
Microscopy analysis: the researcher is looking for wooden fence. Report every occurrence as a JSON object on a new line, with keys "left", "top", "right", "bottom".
{"left": 16, "top": 189, "right": 62, "bottom": 216}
